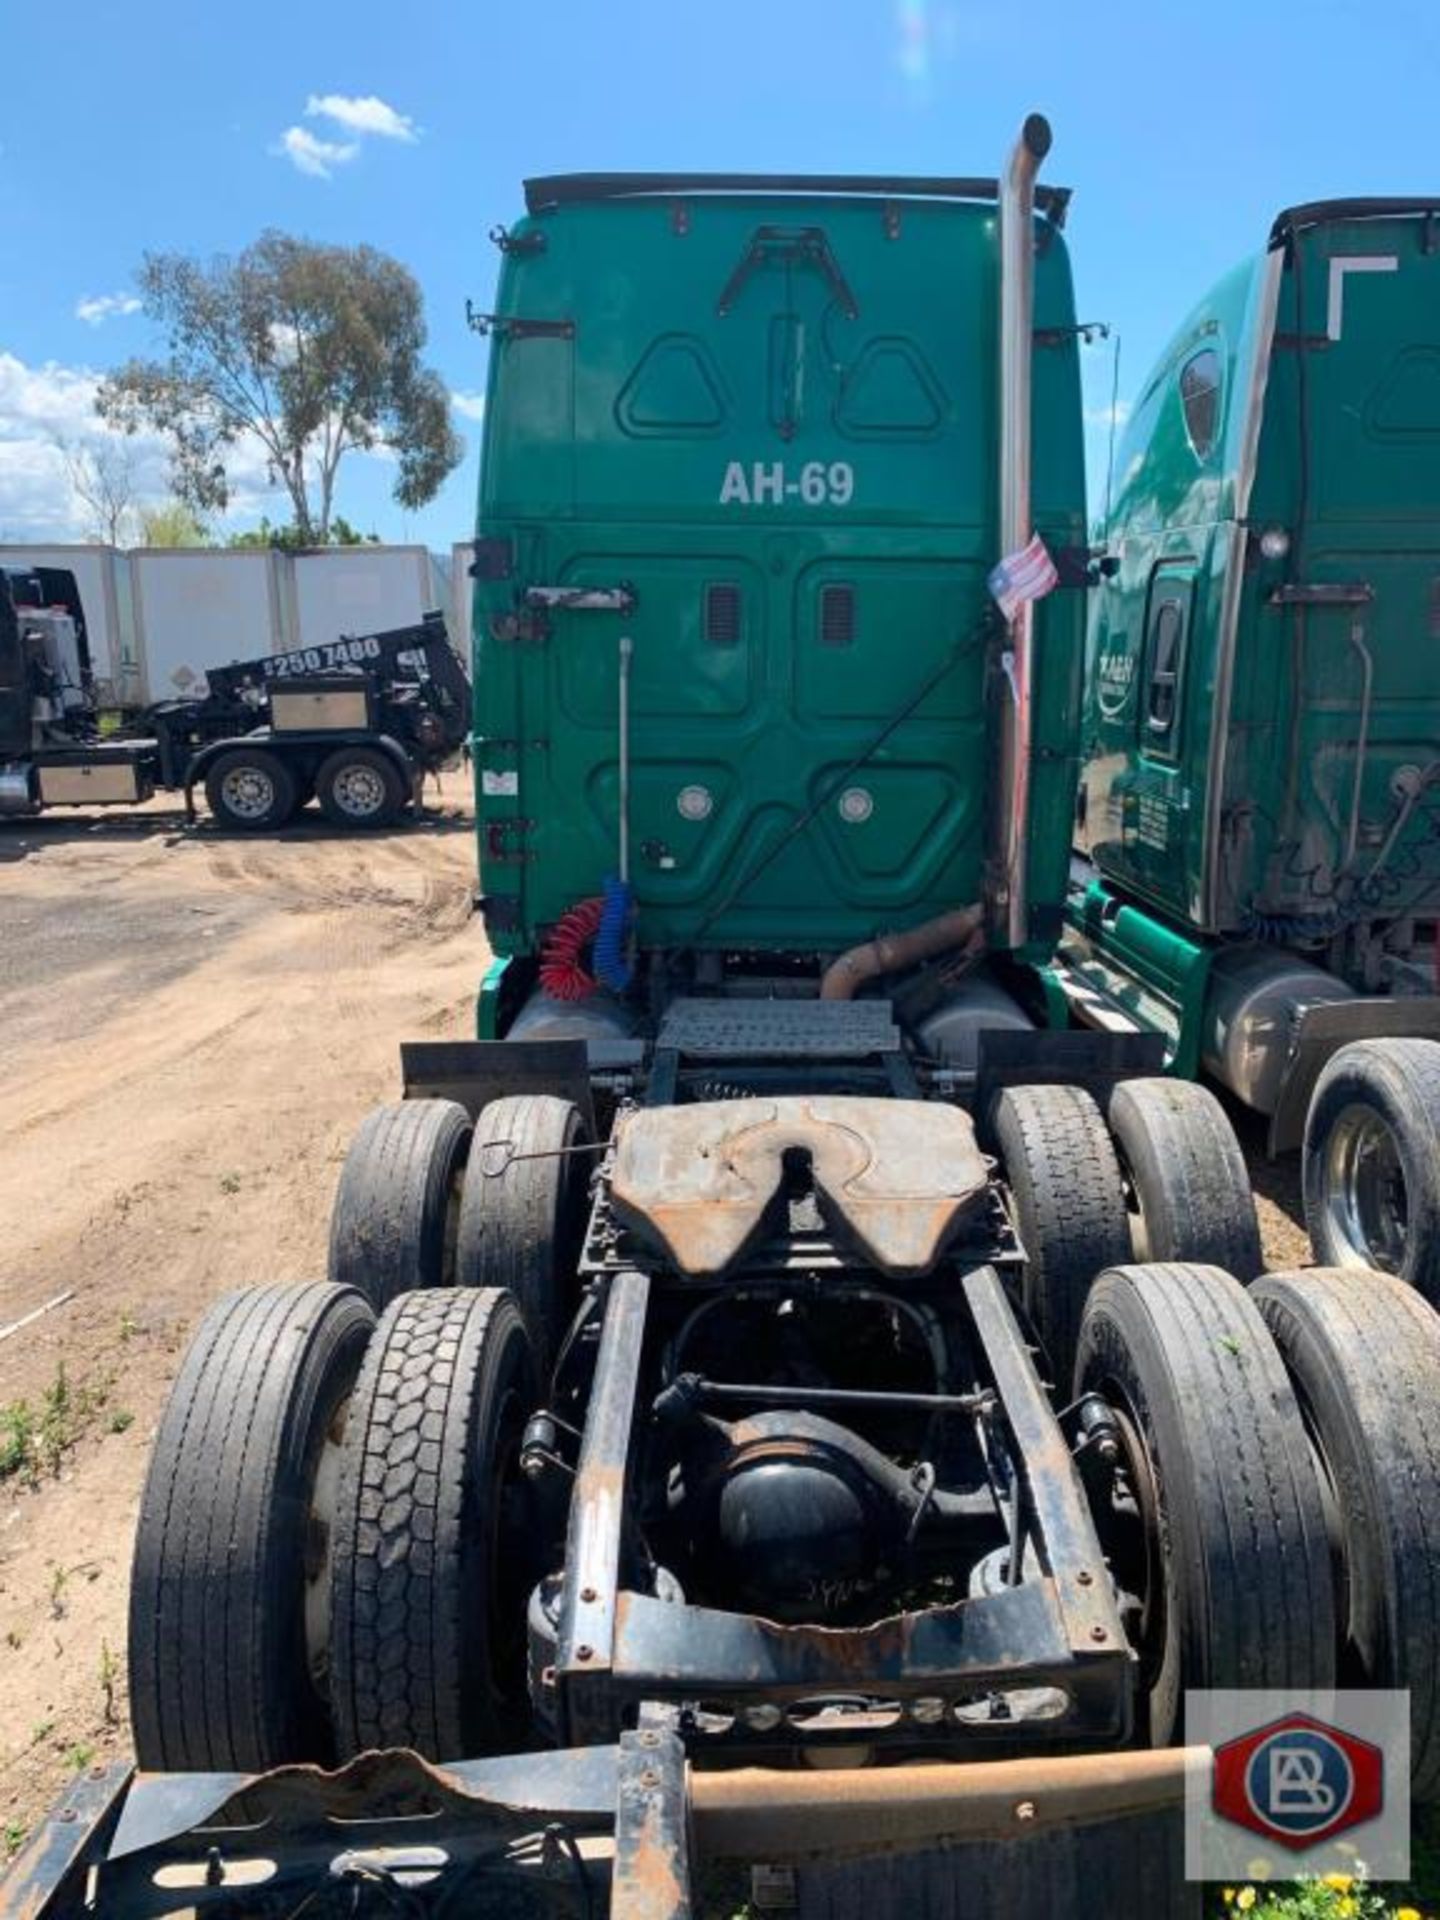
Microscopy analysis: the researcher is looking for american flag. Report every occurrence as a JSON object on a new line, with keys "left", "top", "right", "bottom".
{"left": 988, "top": 533, "right": 1059, "bottom": 622}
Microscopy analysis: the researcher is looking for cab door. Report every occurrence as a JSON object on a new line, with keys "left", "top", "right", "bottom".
{"left": 1119, "top": 560, "right": 1199, "bottom": 908}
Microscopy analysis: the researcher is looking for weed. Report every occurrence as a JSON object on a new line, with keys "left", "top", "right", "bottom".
{"left": 99, "top": 1638, "right": 119, "bottom": 1724}
{"left": 109, "top": 1409, "right": 134, "bottom": 1435}
{"left": 30, "top": 1719, "right": 53, "bottom": 1745}
{"left": 49, "top": 1564, "right": 70, "bottom": 1617}
{"left": 3, "top": 1821, "right": 25, "bottom": 1860}
{"left": 64, "top": 1742, "right": 95, "bottom": 1773}
{"left": 0, "top": 1401, "right": 34, "bottom": 1481}
{"left": 1, "top": 1364, "right": 115, "bottom": 1484}
{"left": 219, "top": 1171, "right": 242, "bottom": 1195}
{"left": 5, "top": 1628, "right": 21, "bottom": 1650}
{"left": 118, "top": 1311, "right": 137, "bottom": 1343}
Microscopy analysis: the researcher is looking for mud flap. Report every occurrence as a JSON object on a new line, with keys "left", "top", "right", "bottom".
{"left": 792, "top": 1806, "right": 1197, "bottom": 1919}
{"left": 1267, "top": 996, "right": 1440, "bottom": 1154}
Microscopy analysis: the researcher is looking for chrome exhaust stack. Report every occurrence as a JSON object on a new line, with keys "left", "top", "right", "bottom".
{"left": 993, "top": 111, "right": 1051, "bottom": 950}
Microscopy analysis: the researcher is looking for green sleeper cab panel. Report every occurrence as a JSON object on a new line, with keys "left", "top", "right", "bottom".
{"left": 1080, "top": 203, "right": 1440, "bottom": 942}
{"left": 473, "top": 187, "right": 1086, "bottom": 958}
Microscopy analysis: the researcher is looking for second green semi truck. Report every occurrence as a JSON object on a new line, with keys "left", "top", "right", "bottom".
{"left": 1062, "top": 197, "right": 1440, "bottom": 1296}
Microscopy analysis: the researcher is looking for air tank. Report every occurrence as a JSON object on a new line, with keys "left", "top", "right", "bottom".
{"left": 1201, "top": 945, "right": 1355, "bottom": 1114}
{"left": 914, "top": 973, "right": 1036, "bottom": 1073}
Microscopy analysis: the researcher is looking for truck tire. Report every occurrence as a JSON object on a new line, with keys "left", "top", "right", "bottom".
{"left": 456, "top": 1094, "right": 593, "bottom": 1371}
{"left": 328, "top": 1287, "right": 539, "bottom": 1762}
{"left": 328, "top": 1099, "right": 471, "bottom": 1311}
{"left": 992, "top": 1084, "right": 1131, "bottom": 1388}
{"left": 1076, "top": 1263, "right": 1334, "bottom": 1746}
{"left": 204, "top": 746, "right": 299, "bottom": 831}
{"left": 1107, "top": 1078, "right": 1262, "bottom": 1279}
{"left": 1303, "top": 1037, "right": 1440, "bottom": 1301}
{"left": 316, "top": 745, "right": 407, "bottom": 829}
{"left": 1253, "top": 1266, "right": 1440, "bottom": 1800}
{"left": 129, "top": 1281, "right": 374, "bottom": 1771}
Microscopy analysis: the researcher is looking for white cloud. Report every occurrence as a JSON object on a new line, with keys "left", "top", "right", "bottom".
{"left": 450, "top": 390, "right": 485, "bottom": 423}
{"left": 306, "top": 93, "right": 417, "bottom": 143}
{"left": 0, "top": 352, "right": 279, "bottom": 542}
{"left": 276, "top": 125, "right": 359, "bottom": 180}
{"left": 1084, "top": 399, "right": 1132, "bottom": 429}
{"left": 75, "top": 293, "right": 142, "bottom": 327}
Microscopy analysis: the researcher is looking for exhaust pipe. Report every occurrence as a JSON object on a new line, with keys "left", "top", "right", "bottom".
{"left": 993, "top": 112, "right": 1051, "bottom": 951}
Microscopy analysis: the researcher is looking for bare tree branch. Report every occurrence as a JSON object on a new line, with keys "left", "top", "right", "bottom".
{"left": 53, "top": 435, "right": 141, "bottom": 545}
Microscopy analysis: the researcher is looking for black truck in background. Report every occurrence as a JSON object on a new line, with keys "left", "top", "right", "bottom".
{"left": 0, "top": 566, "right": 471, "bottom": 830}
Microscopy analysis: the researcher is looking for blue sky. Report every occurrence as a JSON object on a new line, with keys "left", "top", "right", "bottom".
{"left": 3, "top": 0, "right": 1439, "bottom": 549}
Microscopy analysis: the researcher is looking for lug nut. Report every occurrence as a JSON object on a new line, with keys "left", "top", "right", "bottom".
{"left": 1090, "top": 1625, "right": 1108, "bottom": 1642}
{"left": 580, "top": 1586, "right": 598, "bottom": 1604}
{"left": 576, "top": 1644, "right": 594, "bottom": 1662}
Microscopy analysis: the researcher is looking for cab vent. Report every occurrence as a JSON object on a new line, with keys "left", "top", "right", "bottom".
{"left": 820, "top": 584, "right": 855, "bottom": 647}
{"left": 705, "top": 583, "right": 741, "bottom": 646}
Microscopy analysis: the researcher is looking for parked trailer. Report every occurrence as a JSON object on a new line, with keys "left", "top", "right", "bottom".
{"left": 1062, "top": 197, "right": 1440, "bottom": 1296}
{"left": 13, "top": 123, "right": 1440, "bottom": 1920}
{"left": 129, "top": 547, "right": 289, "bottom": 701}
{"left": 289, "top": 543, "right": 443, "bottom": 654}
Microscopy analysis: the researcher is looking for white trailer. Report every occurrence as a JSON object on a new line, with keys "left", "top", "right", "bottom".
{"left": 287, "top": 547, "right": 440, "bottom": 654}
{"left": 450, "top": 541, "right": 476, "bottom": 661}
{"left": 129, "top": 549, "right": 288, "bottom": 702}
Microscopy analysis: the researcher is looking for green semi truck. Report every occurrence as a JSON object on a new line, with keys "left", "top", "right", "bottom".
{"left": 14, "top": 132, "right": 1440, "bottom": 1920}
{"left": 1061, "top": 199, "right": 1440, "bottom": 1297}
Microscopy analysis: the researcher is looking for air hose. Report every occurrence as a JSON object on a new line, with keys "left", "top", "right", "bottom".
{"left": 538, "top": 896, "right": 605, "bottom": 1001}
{"left": 594, "top": 874, "right": 634, "bottom": 991}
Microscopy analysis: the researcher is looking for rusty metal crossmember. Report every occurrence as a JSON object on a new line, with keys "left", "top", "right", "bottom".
{"left": 1, "top": 1743, "right": 1206, "bottom": 1919}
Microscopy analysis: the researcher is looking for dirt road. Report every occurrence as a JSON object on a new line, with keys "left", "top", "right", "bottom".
{"left": 0, "top": 799, "right": 1311, "bottom": 1857}
{"left": 0, "top": 798, "right": 485, "bottom": 1849}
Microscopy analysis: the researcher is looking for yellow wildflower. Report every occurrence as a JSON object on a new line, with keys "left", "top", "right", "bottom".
{"left": 1394, "top": 1909, "right": 1421, "bottom": 1920}
{"left": 1323, "top": 1876, "right": 1354, "bottom": 1894}
{"left": 1236, "top": 1890, "right": 1257, "bottom": 1913}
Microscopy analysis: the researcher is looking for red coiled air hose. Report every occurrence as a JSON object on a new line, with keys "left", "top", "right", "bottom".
{"left": 538, "top": 896, "right": 605, "bottom": 1001}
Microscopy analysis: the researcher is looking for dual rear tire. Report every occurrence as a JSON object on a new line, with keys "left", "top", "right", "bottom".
{"left": 994, "top": 1076, "right": 1259, "bottom": 1383}
{"left": 203, "top": 743, "right": 409, "bottom": 832}
{"left": 1078, "top": 1257, "right": 1440, "bottom": 1790}
{"left": 130, "top": 1280, "right": 540, "bottom": 1771}
{"left": 328, "top": 1092, "right": 591, "bottom": 1366}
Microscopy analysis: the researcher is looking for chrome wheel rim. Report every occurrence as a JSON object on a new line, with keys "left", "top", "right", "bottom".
{"left": 332, "top": 764, "right": 387, "bottom": 818}
{"left": 220, "top": 764, "right": 276, "bottom": 821}
{"left": 1322, "top": 1102, "right": 1409, "bottom": 1273}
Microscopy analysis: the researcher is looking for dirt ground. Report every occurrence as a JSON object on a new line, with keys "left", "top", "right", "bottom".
{"left": 0, "top": 799, "right": 1311, "bottom": 1858}
{"left": 0, "top": 793, "right": 485, "bottom": 1851}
